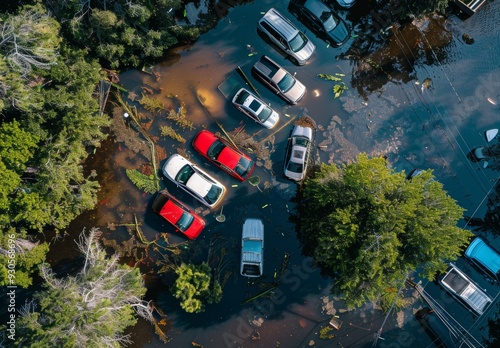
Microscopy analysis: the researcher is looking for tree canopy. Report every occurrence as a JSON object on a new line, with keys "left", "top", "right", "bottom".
{"left": 297, "top": 154, "right": 471, "bottom": 308}
{"left": 172, "top": 262, "right": 223, "bottom": 313}
{"left": 14, "top": 228, "right": 152, "bottom": 347}
{"left": 45, "top": 0, "right": 200, "bottom": 69}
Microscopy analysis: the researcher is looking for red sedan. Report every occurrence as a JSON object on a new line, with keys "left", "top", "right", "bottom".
{"left": 192, "top": 130, "right": 255, "bottom": 181}
{"left": 152, "top": 190, "right": 205, "bottom": 239}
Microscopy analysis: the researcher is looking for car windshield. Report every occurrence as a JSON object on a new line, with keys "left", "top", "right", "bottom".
{"left": 175, "top": 165, "right": 195, "bottom": 184}
{"left": 294, "top": 137, "right": 309, "bottom": 147}
{"left": 287, "top": 161, "right": 303, "bottom": 173}
{"left": 204, "top": 184, "right": 222, "bottom": 204}
{"left": 175, "top": 212, "right": 194, "bottom": 232}
{"left": 289, "top": 32, "right": 308, "bottom": 52}
{"left": 235, "top": 90, "right": 250, "bottom": 105}
{"left": 277, "top": 73, "right": 296, "bottom": 92}
{"left": 207, "top": 140, "right": 225, "bottom": 160}
{"left": 257, "top": 105, "right": 273, "bottom": 122}
{"left": 320, "top": 11, "right": 338, "bottom": 32}
{"left": 234, "top": 157, "right": 254, "bottom": 178}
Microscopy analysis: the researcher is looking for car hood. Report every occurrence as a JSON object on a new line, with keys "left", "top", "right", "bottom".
{"left": 291, "top": 125, "right": 313, "bottom": 140}
{"left": 294, "top": 40, "right": 316, "bottom": 64}
{"left": 262, "top": 110, "right": 280, "bottom": 129}
{"left": 163, "top": 154, "right": 189, "bottom": 180}
{"left": 327, "top": 22, "right": 350, "bottom": 46}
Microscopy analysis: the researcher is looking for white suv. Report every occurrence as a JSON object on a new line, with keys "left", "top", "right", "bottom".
{"left": 257, "top": 8, "right": 315, "bottom": 65}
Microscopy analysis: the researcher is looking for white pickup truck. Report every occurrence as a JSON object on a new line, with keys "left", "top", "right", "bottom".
{"left": 439, "top": 263, "right": 492, "bottom": 315}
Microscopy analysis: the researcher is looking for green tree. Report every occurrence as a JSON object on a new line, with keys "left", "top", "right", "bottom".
{"left": 46, "top": 0, "right": 199, "bottom": 69}
{"left": 0, "top": 227, "right": 49, "bottom": 288}
{"left": 297, "top": 154, "right": 471, "bottom": 308}
{"left": 15, "top": 228, "right": 153, "bottom": 347}
{"left": 172, "top": 262, "right": 223, "bottom": 313}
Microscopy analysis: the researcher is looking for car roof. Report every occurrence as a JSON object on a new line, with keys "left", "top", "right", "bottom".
{"left": 465, "top": 237, "right": 500, "bottom": 276}
{"left": 186, "top": 172, "right": 212, "bottom": 197}
{"left": 261, "top": 8, "right": 299, "bottom": 41}
{"left": 290, "top": 145, "right": 306, "bottom": 163}
{"left": 304, "top": 0, "right": 330, "bottom": 18}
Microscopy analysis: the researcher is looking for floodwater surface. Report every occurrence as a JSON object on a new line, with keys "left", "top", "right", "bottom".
{"left": 47, "top": 1, "right": 500, "bottom": 347}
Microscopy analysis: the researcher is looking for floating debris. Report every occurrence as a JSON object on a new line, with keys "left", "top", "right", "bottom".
{"left": 462, "top": 33, "right": 474, "bottom": 44}
{"left": 232, "top": 184, "right": 238, "bottom": 187}
{"left": 262, "top": 204, "right": 269, "bottom": 208}
{"left": 487, "top": 97, "right": 497, "bottom": 105}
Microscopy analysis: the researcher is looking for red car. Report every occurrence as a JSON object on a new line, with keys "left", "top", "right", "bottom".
{"left": 152, "top": 190, "right": 205, "bottom": 239}
{"left": 192, "top": 130, "right": 255, "bottom": 181}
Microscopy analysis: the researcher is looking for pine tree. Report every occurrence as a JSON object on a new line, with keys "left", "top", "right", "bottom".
{"left": 298, "top": 154, "right": 471, "bottom": 308}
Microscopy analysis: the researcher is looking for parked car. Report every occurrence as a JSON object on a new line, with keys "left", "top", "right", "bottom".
{"left": 289, "top": 0, "right": 350, "bottom": 47}
{"left": 335, "top": 0, "right": 357, "bottom": 9}
{"left": 192, "top": 130, "right": 255, "bottom": 181}
{"left": 415, "top": 307, "right": 460, "bottom": 348}
{"left": 231, "top": 88, "right": 280, "bottom": 129}
{"left": 257, "top": 7, "right": 316, "bottom": 65}
{"left": 240, "top": 218, "right": 264, "bottom": 277}
{"left": 152, "top": 190, "right": 205, "bottom": 239}
{"left": 252, "top": 55, "right": 306, "bottom": 104}
{"left": 438, "top": 263, "right": 492, "bottom": 315}
{"left": 162, "top": 154, "right": 226, "bottom": 208}
{"left": 464, "top": 237, "right": 500, "bottom": 283}
{"left": 283, "top": 124, "right": 314, "bottom": 181}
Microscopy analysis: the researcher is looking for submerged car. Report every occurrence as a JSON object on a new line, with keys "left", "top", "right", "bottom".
{"left": 336, "top": 0, "right": 357, "bottom": 9}
{"left": 192, "top": 130, "right": 255, "bottom": 181}
{"left": 240, "top": 218, "right": 264, "bottom": 277}
{"left": 464, "top": 237, "right": 500, "bottom": 283}
{"left": 152, "top": 190, "right": 205, "bottom": 239}
{"left": 252, "top": 55, "right": 306, "bottom": 104}
{"left": 283, "top": 124, "right": 314, "bottom": 181}
{"left": 415, "top": 307, "right": 460, "bottom": 348}
{"left": 289, "top": 0, "right": 351, "bottom": 47}
{"left": 257, "top": 7, "right": 315, "bottom": 65}
{"left": 232, "top": 88, "right": 280, "bottom": 129}
{"left": 162, "top": 154, "right": 226, "bottom": 208}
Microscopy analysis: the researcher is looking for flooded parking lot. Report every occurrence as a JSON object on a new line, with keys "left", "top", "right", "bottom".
{"left": 46, "top": 0, "right": 500, "bottom": 347}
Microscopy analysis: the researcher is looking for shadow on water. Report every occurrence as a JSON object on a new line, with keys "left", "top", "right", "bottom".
{"left": 45, "top": 0, "right": 500, "bottom": 346}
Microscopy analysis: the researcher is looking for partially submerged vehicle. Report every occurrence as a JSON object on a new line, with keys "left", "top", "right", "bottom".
{"left": 283, "top": 118, "right": 315, "bottom": 181}
{"left": 240, "top": 218, "right": 264, "bottom": 277}
{"left": 415, "top": 307, "right": 460, "bottom": 348}
{"left": 152, "top": 190, "right": 205, "bottom": 239}
{"left": 438, "top": 263, "right": 492, "bottom": 315}
{"left": 464, "top": 237, "right": 500, "bottom": 283}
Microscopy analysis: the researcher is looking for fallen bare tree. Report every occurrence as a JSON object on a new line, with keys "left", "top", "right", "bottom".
{"left": 15, "top": 227, "right": 153, "bottom": 347}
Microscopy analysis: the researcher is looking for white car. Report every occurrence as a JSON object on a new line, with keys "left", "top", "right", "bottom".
{"left": 162, "top": 154, "right": 225, "bottom": 208}
{"left": 232, "top": 88, "right": 279, "bottom": 129}
{"left": 283, "top": 124, "right": 314, "bottom": 181}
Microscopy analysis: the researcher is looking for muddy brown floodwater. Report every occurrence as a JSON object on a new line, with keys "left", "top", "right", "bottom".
{"left": 45, "top": 1, "right": 500, "bottom": 347}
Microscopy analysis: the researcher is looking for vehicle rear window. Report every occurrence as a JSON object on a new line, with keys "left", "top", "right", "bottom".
{"left": 235, "top": 90, "right": 250, "bottom": 105}
{"left": 176, "top": 212, "right": 194, "bottom": 231}
{"left": 205, "top": 185, "right": 222, "bottom": 204}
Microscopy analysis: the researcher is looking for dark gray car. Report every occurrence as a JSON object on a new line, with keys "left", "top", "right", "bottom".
{"left": 289, "top": 0, "right": 351, "bottom": 47}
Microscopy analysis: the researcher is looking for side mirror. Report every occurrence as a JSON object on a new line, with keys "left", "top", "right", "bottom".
{"left": 293, "top": 72, "right": 297, "bottom": 76}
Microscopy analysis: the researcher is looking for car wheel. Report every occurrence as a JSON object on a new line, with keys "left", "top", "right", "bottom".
{"left": 289, "top": 56, "right": 299, "bottom": 65}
